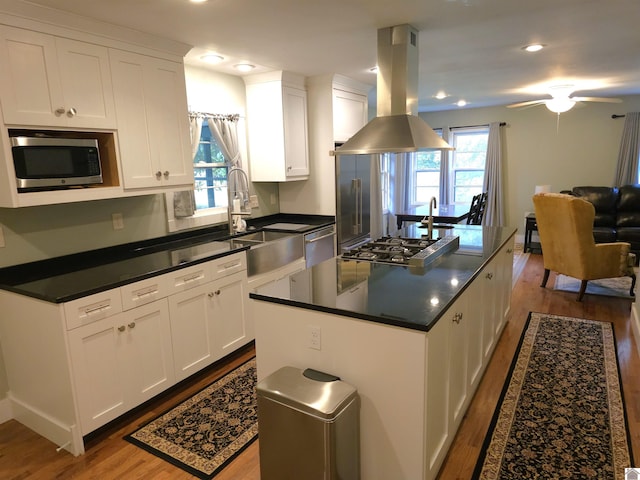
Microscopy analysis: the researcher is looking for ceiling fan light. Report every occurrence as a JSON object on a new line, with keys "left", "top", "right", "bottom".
{"left": 545, "top": 97, "right": 575, "bottom": 113}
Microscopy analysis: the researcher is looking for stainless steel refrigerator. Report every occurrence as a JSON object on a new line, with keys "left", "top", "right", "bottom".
{"left": 335, "top": 149, "right": 372, "bottom": 252}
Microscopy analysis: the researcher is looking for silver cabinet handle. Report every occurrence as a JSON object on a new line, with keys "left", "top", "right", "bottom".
{"left": 155, "top": 171, "right": 162, "bottom": 179}
{"left": 486, "top": 272, "right": 494, "bottom": 280}
{"left": 208, "top": 290, "right": 221, "bottom": 298}
{"left": 67, "top": 107, "right": 77, "bottom": 117}
{"left": 452, "top": 312, "right": 463, "bottom": 324}
{"left": 118, "top": 325, "right": 126, "bottom": 332}
{"left": 287, "top": 165, "right": 292, "bottom": 171}
{"left": 305, "top": 231, "right": 335, "bottom": 244}
{"left": 55, "top": 107, "right": 66, "bottom": 115}
{"left": 163, "top": 171, "right": 169, "bottom": 178}
{"left": 128, "top": 322, "right": 136, "bottom": 329}
{"left": 506, "top": 248, "right": 513, "bottom": 254}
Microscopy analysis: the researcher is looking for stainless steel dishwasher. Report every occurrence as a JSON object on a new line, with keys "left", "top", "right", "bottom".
{"left": 304, "top": 225, "right": 336, "bottom": 267}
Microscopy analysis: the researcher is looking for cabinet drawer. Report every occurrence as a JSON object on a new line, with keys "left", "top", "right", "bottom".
{"left": 120, "top": 275, "right": 170, "bottom": 311}
{"left": 210, "top": 252, "right": 246, "bottom": 280}
{"left": 165, "top": 262, "right": 212, "bottom": 296}
{"left": 64, "top": 288, "right": 123, "bottom": 330}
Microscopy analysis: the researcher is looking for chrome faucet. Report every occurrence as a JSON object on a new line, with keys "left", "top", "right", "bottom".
{"left": 428, "top": 196, "right": 437, "bottom": 239}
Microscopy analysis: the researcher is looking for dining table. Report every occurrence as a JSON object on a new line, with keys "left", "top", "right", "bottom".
{"left": 395, "top": 203, "right": 470, "bottom": 229}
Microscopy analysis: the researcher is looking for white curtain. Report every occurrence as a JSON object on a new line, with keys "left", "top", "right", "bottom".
{"left": 389, "top": 153, "right": 410, "bottom": 235}
{"left": 482, "top": 122, "right": 505, "bottom": 226}
{"left": 614, "top": 112, "right": 640, "bottom": 186}
{"left": 439, "top": 127, "right": 451, "bottom": 205}
{"left": 206, "top": 115, "right": 242, "bottom": 168}
{"left": 172, "top": 116, "right": 202, "bottom": 218}
{"left": 206, "top": 115, "right": 249, "bottom": 209}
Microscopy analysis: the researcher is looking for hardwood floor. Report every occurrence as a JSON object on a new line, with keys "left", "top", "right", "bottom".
{"left": 0, "top": 253, "right": 637, "bottom": 479}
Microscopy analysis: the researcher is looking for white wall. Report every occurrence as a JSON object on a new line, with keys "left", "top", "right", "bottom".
{"left": 421, "top": 95, "right": 640, "bottom": 234}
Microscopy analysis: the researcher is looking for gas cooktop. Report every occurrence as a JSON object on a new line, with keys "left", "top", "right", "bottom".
{"left": 341, "top": 235, "right": 460, "bottom": 267}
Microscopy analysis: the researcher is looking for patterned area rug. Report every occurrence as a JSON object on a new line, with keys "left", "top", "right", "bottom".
{"left": 554, "top": 274, "right": 635, "bottom": 299}
{"left": 125, "top": 358, "right": 258, "bottom": 479}
{"left": 474, "top": 312, "right": 633, "bottom": 479}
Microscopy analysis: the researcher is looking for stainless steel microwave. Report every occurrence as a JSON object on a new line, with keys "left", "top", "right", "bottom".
{"left": 11, "top": 136, "right": 103, "bottom": 191}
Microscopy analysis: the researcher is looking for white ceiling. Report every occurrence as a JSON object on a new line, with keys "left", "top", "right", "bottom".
{"left": 21, "top": 0, "right": 640, "bottom": 112}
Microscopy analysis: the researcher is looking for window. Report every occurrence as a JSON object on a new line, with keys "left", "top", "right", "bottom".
{"left": 410, "top": 129, "right": 443, "bottom": 205}
{"left": 193, "top": 119, "right": 228, "bottom": 211}
{"left": 407, "top": 126, "right": 488, "bottom": 207}
{"left": 450, "top": 127, "right": 488, "bottom": 205}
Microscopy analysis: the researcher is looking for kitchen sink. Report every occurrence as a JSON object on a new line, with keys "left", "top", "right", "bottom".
{"left": 231, "top": 231, "right": 304, "bottom": 276}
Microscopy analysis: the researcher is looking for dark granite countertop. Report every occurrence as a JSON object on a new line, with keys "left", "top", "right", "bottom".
{"left": 0, "top": 214, "right": 335, "bottom": 303}
{"left": 250, "top": 224, "right": 517, "bottom": 332}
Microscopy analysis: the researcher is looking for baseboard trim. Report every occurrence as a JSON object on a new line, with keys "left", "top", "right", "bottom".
{"left": 9, "top": 394, "right": 84, "bottom": 456}
{"left": 632, "top": 302, "right": 640, "bottom": 357}
{"left": 0, "top": 397, "right": 12, "bottom": 424}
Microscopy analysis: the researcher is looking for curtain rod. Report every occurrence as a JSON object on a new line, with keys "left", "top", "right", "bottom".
{"left": 188, "top": 112, "right": 241, "bottom": 120}
{"left": 612, "top": 114, "right": 626, "bottom": 119}
{"left": 450, "top": 122, "right": 506, "bottom": 130}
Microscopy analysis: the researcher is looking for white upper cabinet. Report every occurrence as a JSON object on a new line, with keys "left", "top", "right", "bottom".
{"left": 333, "top": 88, "right": 368, "bottom": 143}
{"left": 110, "top": 49, "right": 193, "bottom": 190}
{"left": 244, "top": 71, "right": 309, "bottom": 182}
{"left": 0, "top": 25, "right": 116, "bottom": 129}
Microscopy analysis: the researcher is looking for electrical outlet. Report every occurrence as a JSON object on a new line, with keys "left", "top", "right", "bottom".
{"left": 112, "top": 213, "right": 124, "bottom": 230}
{"left": 250, "top": 195, "right": 259, "bottom": 208}
{"left": 0, "top": 225, "right": 5, "bottom": 248}
{"left": 308, "top": 325, "right": 321, "bottom": 350}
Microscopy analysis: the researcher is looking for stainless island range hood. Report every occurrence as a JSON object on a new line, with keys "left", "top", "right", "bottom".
{"left": 334, "top": 24, "right": 453, "bottom": 155}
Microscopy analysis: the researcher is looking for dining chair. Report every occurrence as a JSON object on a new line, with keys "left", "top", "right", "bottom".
{"left": 466, "top": 192, "right": 487, "bottom": 225}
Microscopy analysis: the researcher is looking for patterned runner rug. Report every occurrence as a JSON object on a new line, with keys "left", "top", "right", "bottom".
{"left": 125, "top": 357, "right": 258, "bottom": 479}
{"left": 474, "top": 312, "right": 633, "bottom": 479}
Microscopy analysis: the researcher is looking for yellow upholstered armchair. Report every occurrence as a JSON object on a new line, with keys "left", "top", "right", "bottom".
{"left": 533, "top": 192, "right": 636, "bottom": 301}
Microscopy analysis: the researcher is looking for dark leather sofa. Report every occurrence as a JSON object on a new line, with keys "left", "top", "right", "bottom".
{"left": 562, "top": 185, "right": 640, "bottom": 258}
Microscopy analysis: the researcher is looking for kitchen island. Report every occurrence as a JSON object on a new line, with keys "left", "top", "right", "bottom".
{"left": 250, "top": 224, "right": 516, "bottom": 480}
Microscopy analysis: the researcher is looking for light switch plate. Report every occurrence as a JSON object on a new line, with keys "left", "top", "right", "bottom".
{"left": 0, "top": 225, "right": 5, "bottom": 247}
{"left": 112, "top": 213, "right": 124, "bottom": 230}
{"left": 249, "top": 195, "right": 259, "bottom": 208}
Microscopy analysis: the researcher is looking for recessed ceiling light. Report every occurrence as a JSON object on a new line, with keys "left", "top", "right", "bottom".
{"left": 457, "top": 100, "right": 467, "bottom": 107}
{"left": 523, "top": 44, "right": 545, "bottom": 53}
{"left": 434, "top": 91, "right": 448, "bottom": 100}
{"left": 189, "top": 0, "right": 208, "bottom": 3}
{"left": 200, "top": 54, "right": 224, "bottom": 64}
{"left": 234, "top": 63, "right": 256, "bottom": 72}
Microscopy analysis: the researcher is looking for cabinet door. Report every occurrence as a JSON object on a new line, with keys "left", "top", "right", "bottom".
{"left": 333, "top": 89, "right": 368, "bottom": 142}
{"left": 496, "top": 240, "right": 514, "bottom": 333}
{"left": 282, "top": 86, "right": 309, "bottom": 178}
{"left": 0, "top": 26, "right": 115, "bottom": 128}
{"left": 425, "top": 313, "right": 451, "bottom": 476}
{"left": 145, "top": 57, "right": 193, "bottom": 187}
{"left": 210, "top": 271, "right": 250, "bottom": 357}
{"left": 55, "top": 38, "right": 116, "bottom": 129}
{"left": 465, "top": 279, "right": 484, "bottom": 394}
{"left": 0, "top": 26, "right": 64, "bottom": 126}
{"left": 122, "top": 300, "right": 175, "bottom": 406}
{"left": 68, "top": 315, "right": 128, "bottom": 435}
{"left": 69, "top": 300, "right": 175, "bottom": 435}
{"left": 481, "top": 261, "right": 498, "bottom": 361}
{"left": 447, "top": 291, "right": 469, "bottom": 431}
{"left": 110, "top": 50, "right": 193, "bottom": 189}
{"left": 168, "top": 282, "right": 217, "bottom": 382}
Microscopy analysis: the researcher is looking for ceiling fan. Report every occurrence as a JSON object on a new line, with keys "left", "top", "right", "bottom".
{"left": 507, "top": 85, "right": 622, "bottom": 113}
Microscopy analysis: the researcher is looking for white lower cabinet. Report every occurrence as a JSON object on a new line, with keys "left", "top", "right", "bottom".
{"left": 0, "top": 251, "right": 250, "bottom": 455}
{"left": 169, "top": 270, "right": 249, "bottom": 382}
{"left": 69, "top": 299, "right": 174, "bottom": 435}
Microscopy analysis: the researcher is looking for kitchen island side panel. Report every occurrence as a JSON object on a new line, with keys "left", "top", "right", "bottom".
{"left": 253, "top": 300, "right": 428, "bottom": 480}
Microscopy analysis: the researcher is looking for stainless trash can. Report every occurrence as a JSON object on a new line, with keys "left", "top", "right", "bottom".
{"left": 257, "top": 366, "right": 360, "bottom": 480}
